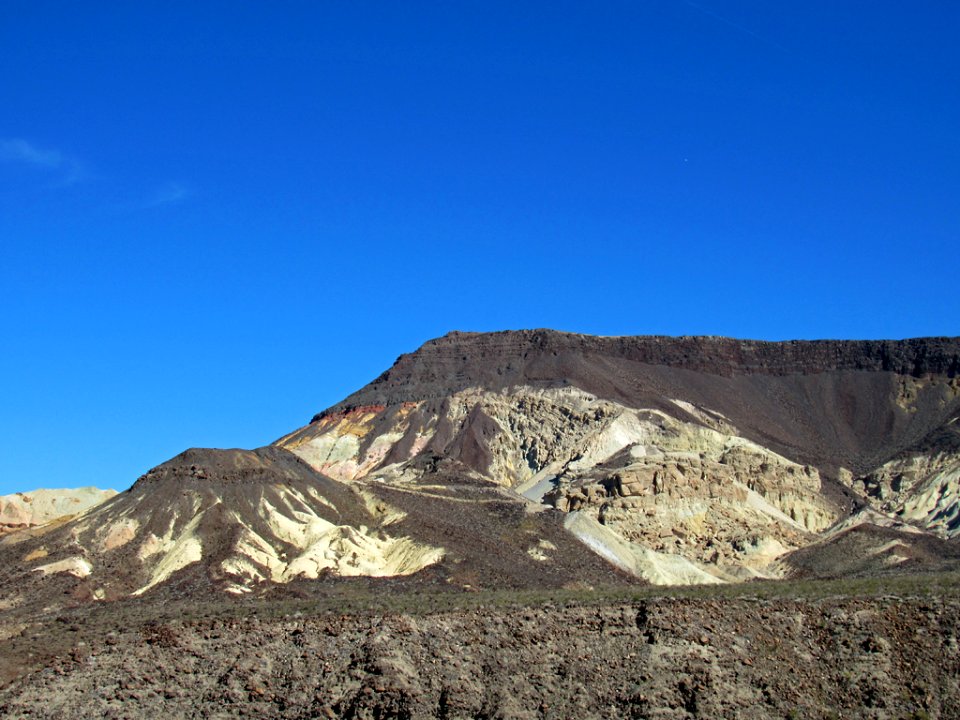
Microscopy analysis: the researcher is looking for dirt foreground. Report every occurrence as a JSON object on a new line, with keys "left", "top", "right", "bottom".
{"left": 1, "top": 588, "right": 958, "bottom": 719}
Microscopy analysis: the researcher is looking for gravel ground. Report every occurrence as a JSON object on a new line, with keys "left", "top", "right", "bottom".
{"left": 1, "top": 593, "right": 958, "bottom": 719}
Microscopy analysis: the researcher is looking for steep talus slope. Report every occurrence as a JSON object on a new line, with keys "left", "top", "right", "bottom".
{"left": 329, "top": 332, "right": 960, "bottom": 407}
{"left": 322, "top": 331, "right": 960, "bottom": 475}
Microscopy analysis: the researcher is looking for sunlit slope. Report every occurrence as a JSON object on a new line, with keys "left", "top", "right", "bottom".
{"left": 278, "top": 331, "right": 960, "bottom": 583}
{"left": 0, "top": 447, "right": 443, "bottom": 605}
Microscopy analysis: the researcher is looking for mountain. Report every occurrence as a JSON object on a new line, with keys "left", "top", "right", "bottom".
{"left": 275, "top": 331, "right": 960, "bottom": 581}
{"left": 2, "top": 331, "right": 959, "bottom": 610}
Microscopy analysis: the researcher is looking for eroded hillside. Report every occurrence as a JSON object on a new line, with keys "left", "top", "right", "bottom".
{"left": 2, "top": 331, "right": 959, "bottom": 609}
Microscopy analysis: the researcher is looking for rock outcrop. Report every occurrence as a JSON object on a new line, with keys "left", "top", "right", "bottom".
{"left": 281, "top": 386, "right": 842, "bottom": 583}
{"left": 324, "top": 331, "right": 960, "bottom": 476}
{"left": 0, "top": 488, "right": 116, "bottom": 537}
{"left": 838, "top": 418, "right": 960, "bottom": 537}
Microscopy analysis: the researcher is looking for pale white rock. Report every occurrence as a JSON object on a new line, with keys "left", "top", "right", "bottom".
{"left": 0, "top": 487, "right": 116, "bottom": 534}
{"left": 33, "top": 556, "right": 93, "bottom": 579}
{"left": 565, "top": 512, "right": 723, "bottom": 585}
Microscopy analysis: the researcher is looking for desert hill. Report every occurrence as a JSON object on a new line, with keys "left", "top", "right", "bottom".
{"left": 2, "top": 331, "right": 959, "bottom": 607}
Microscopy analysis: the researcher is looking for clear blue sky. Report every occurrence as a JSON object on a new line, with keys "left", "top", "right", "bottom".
{"left": 1, "top": 2, "right": 958, "bottom": 494}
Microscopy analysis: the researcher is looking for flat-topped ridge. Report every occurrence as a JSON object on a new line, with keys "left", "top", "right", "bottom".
{"left": 318, "top": 330, "right": 960, "bottom": 418}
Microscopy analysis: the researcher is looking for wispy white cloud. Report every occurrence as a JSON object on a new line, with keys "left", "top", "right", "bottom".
{"left": 142, "top": 181, "right": 190, "bottom": 208}
{"left": 2, "top": 139, "right": 192, "bottom": 207}
{"left": 0, "top": 137, "right": 85, "bottom": 185}
{"left": 0, "top": 138, "right": 63, "bottom": 168}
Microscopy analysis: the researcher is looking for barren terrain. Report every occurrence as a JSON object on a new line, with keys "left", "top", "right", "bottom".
{"left": 2, "top": 576, "right": 959, "bottom": 719}
{"left": 2, "top": 331, "right": 959, "bottom": 718}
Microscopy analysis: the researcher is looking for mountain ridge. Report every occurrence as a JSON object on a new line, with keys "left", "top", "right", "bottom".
{"left": 3, "top": 329, "right": 960, "bottom": 615}
{"left": 307, "top": 331, "right": 960, "bottom": 480}
{"left": 326, "top": 330, "right": 960, "bottom": 420}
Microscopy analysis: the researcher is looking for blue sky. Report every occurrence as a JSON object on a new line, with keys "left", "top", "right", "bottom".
{"left": 1, "top": 1, "right": 958, "bottom": 494}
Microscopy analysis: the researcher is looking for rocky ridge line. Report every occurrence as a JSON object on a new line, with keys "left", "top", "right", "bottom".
{"left": 321, "top": 331, "right": 960, "bottom": 416}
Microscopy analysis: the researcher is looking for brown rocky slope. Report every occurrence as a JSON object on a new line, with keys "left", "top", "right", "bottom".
{"left": 322, "top": 331, "right": 960, "bottom": 476}
{"left": 1, "top": 583, "right": 958, "bottom": 719}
